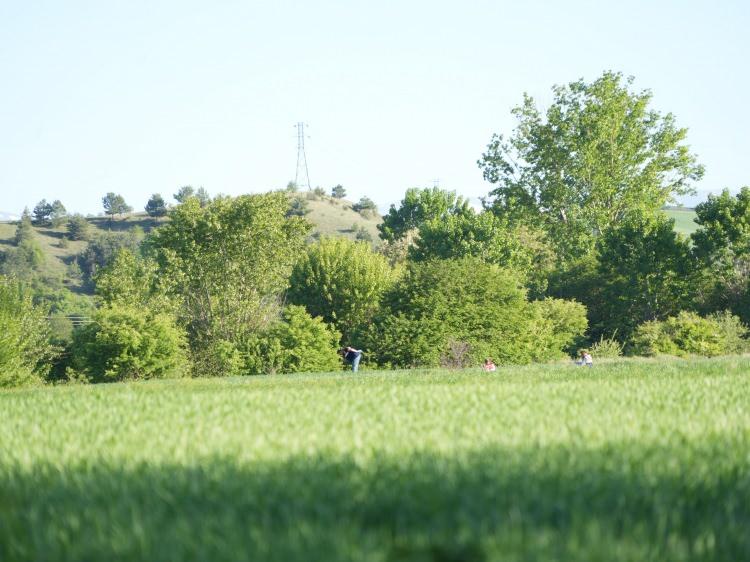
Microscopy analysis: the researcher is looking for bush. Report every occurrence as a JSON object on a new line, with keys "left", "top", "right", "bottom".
{"left": 286, "top": 196, "right": 310, "bottom": 217}
{"left": 244, "top": 306, "right": 342, "bottom": 374}
{"left": 66, "top": 214, "right": 91, "bottom": 241}
{"left": 287, "top": 237, "right": 395, "bottom": 343}
{"left": 71, "top": 305, "right": 188, "bottom": 382}
{"left": 0, "top": 277, "right": 55, "bottom": 388}
{"left": 628, "top": 311, "right": 748, "bottom": 357}
{"left": 352, "top": 196, "right": 378, "bottom": 216}
{"left": 365, "top": 258, "right": 583, "bottom": 368}
{"left": 528, "top": 298, "right": 588, "bottom": 361}
{"left": 191, "top": 339, "right": 245, "bottom": 378}
{"left": 589, "top": 334, "right": 624, "bottom": 358}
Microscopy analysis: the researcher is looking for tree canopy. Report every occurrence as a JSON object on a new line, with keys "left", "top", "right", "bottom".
{"left": 378, "top": 187, "right": 471, "bottom": 242}
{"left": 479, "top": 71, "right": 704, "bottom": 260}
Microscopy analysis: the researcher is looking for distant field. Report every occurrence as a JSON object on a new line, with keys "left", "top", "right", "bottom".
{"left": 1, "top": 356, "right": 748, "bottom": 561}
{"left": 664, "top": 208, "right": 698, "bottom": 236}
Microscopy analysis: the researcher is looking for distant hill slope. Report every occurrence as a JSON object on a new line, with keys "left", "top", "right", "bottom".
{"left": 0, "top": 196, "right": 382, "bottom": 295}
{"left": 663, "top": 208, "right": 698, "bottom": 236}
{"left": 304, "top": 196, "right": 381, "bottom": 242}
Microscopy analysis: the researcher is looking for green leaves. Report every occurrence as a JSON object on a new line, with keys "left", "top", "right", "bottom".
{"left": 0, "top": 276, "right": 54, "bottom": 387}
{"left": 378, "top": 187, "right": 471, "bottom": 243}
{"left": 480, "top": 71, "right": 704, "bottom": 262}
{"left": 288, "top": 237, "right": 395, "bottom": 344}
{"left": 147, "top": 192, "right": 312, "bottom": 348}
{"left": 71, "top": 304, "right": 188, "bottom": 382}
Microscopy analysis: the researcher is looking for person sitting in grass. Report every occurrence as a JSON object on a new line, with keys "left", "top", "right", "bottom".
{"left": 342, "top": 346, "right": 364, "bottom": 372}
{"left": 483, "top": 358, "right": 497, "bottom": 372}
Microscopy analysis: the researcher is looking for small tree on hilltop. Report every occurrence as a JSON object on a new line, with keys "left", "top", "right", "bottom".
{"left": 174, "top": 186, "right": 195, "bottom": 204}
{"left": 102, "top": 192, "right": 132, "bottom": 228}
{"left": 332, "top": 184, "right": 346, "bottom": 199}
{"left": 32, "top": 199, "right": 53, "bottom": 225}
{"left": 50, "top": 200, "right": 67, "bottom": 227}
{"left": 145, "top": 193, "right": 168, "bottom": 217}
{"left": 14, "top": 208, "right": 34, "bottom": 245}
{"left": 352, "top": 196, "right": 378, "bottom": 217}
{"left": 195, "top": 187, "right": 210, "bottom": 207}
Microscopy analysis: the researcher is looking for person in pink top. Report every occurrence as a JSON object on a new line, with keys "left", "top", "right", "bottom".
{"left": 483, "top": 358, "right": 497, "bottom": 372}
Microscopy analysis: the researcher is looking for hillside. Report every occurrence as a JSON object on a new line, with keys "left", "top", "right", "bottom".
{"left": 0, "top": 196, "right": 382, "bottom": 297}
{"left": 663, "top": 208, "right": 698, "bottom": 236}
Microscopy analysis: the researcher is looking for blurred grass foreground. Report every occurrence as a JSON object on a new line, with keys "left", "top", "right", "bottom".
{"left": 1, "top": 357, "right": 749, "bottom": 561}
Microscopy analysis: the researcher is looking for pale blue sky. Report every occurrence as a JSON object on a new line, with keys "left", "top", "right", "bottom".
{"left": 1, "top": 0, "right": 748, "bottom": 215}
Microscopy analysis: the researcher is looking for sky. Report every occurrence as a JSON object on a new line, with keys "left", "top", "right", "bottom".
{"left": 1, "top": 0, "right": 748, "bottom": 216}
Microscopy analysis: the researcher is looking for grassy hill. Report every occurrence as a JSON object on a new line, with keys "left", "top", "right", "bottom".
{"left": 1, "top": 355, "right": 749, "bottom": 560}
{"left": 663, "top": 208, "right": 698, "bottom": 236}
{"left": 0, "top": 196, "right": 382, "bottom": 296}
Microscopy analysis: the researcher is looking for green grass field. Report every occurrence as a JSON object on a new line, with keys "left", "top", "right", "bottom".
{"left": 664, "top": 208, "right": 698, "bottom": 236}
{"left": 1, "top": 357, "right": 749, "bottom": 561}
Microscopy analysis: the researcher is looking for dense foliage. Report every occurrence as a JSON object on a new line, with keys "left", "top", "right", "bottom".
{"left": 287, "top": 237, "right": 396, "bottom": 344}
{"left": 146, "top": 193, "right": 311, "bottom": 370}
{"left": 70, "top": 304, "right": 188, "bottom": 382}
{"left": 366, "top": 258, "right": 587, "bottom": 367}
{"left": 244, "top": 305, "right": 342, "bottom": 374}
{"left": 628, "top": 311, "right": 748, "bottom": 357}
{"left": 479, "top": 71, "right": 704, "bottom": 260}
{"left": 0, "top": 277, "right": 55, "bottom": 387}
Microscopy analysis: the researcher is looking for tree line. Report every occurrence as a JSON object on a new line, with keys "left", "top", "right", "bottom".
{"left": 2, "top": 70, "right": 749, "bottom": 387}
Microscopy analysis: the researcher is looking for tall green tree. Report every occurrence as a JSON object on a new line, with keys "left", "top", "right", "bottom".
{"left": 411, "top": 211, "right": 553, "bottom": 296}
{"left": 287, "top": 237, "right": 395, "bottom": 343}
{"left": 331, "top": 184, "right": 346, "bottom": 199}
{"left": 174, "top": 186, "right": 195, "bottom": 203}
{"left": 479, "top": 71, "right": 704, "bottom": 260}
{"left": 195, "top": 187, "right": 210, "bottom": 207}
{"left": 146, "top": 193, "right": 311, "bottom": 349}
{"left": 595, "top": 213, "right": 694, "bottom": 339}
{"left": 691, "top": 187, "right": 750, "bottom": 322}
{"left": 50, "top": 200, "right": 67, "bottom": 227}
{"left": 378, "top": 187, "right": 471, "bottom": 242}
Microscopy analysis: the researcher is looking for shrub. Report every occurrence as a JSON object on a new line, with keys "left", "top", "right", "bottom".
{"left": 366, "top": 258, "right": 581, "bottom": 368}
{"left": 244, "top": 306, "right": 342, "bottom": 374}
{"left": 352, "top": 196, "right": 378, "bottom": 216}
{"left": 66, "top": 214, "right": 91, "bottom": 241}
{"left": 0, "top": 277, "right": 55, "bottom": 388}
{"left": 71, "top": 304, "right": 188, "bottom": 382}
{"left": 628, "top": 311, "right": 748, "bottom": 357}
{"left": 191, "top": 339, "right": 245, "bottom": 378}
{"left": 589, "top": 334, "right": 624, "bottom": 358}
{"left": 286, "top": 196, "right": 310, "bottom": 217}
{"left": 528, "top": 298, "right": 588, "bottom": 361}
{"left": 287, "top": 237, "right": 395, "bottom": 343}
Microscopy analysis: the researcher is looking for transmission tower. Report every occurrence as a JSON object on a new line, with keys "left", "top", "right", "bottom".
{"left": 294, "top": 122, "right": 311, "bottom": 191}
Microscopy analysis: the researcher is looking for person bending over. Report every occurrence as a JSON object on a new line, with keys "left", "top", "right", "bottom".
{"left": 342, "top": 346, "right": 364, "bottom": 372}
